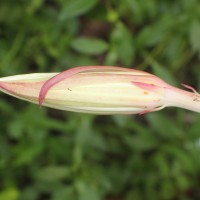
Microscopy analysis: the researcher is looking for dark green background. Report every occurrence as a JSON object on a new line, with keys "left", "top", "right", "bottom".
{"left": 0, "top": 0, "right": 200, "bottom": 199}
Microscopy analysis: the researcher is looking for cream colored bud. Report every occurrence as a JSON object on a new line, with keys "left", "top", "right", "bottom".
{"left": 0, "top": 66, "right": 199, "bottom": 114}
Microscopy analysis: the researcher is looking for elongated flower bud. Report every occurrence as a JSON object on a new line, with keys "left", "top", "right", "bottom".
{"left": 0, "top": 66, "right": 199, "bottom": 114}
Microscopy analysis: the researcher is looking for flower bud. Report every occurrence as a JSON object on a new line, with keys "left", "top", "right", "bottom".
{"left": 0, "top": 66, "right": 199, "bottom": 114}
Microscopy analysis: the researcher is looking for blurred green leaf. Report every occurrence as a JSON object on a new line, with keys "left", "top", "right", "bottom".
{"left": 7, "top": 119, "right": 24, "bottom": 139}
{"left": 59, "top": 0, "right": 98, "bottom": 20}
{"left": 71, "top": 37, "right": 108, "bottom": 55}
{"left": 52, "top": 186, "right": 76, "bottom": 200}
{"left": 35, "top": 166, "right": 70, "bottom": 182}
{"left": 188, "top": 115, "right": 200, "bottom": 141}
{"left": 110, "top": 22, "right": 135, "bottom": 66}
{"left": 147, "top": 112, "right": 182, "bottom": 138}
{"left": 0, "top": 188, "right": 19, "bottom": 200}
{"left": 137, "top": 16, "right": 174, "bottom": 47}
{"left": 13, "top": 144, "right": 43, "bottom": 166}
{"left": 176, "top": 175, "right": 190, "bottom": 190}
{"left": 137, "top": 24, "right": 164, "bottom": 47}
{"left": 160, "top": 179, "right": 174, "bottom": 200}
{"left": 189, "top": 20, "right": 200, "bottom": 54}
{"left": 20, "top": 187, "right": 39, "bottom": 200}
{"left": 76, "top": 181, "right": 100, "bottom": 200}
{"left": 127, "top": 191, "right": 144, "bottom": 200}
{"left": 123, "top": 0, "right": 143, "bottom": 23}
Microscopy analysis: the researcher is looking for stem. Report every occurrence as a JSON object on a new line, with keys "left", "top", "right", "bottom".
{"left": 165, "top": 86, "right": 200, "bottom": 113}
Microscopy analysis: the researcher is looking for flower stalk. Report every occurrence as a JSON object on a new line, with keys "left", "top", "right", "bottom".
{"left": 0, "top": 66, "right": 199, "bottom": 115}
{"left": 164, "top": 84, "right": 200, "bottom": 113}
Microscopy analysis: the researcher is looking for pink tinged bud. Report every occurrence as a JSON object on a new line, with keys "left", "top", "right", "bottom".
{"left": 0, "top": 66, "right": 200, "bottom": 115}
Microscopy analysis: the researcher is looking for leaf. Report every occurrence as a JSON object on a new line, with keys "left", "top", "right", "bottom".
{"left": 110, "top": 22, "right": 135, "bottom": 66}
{"left": 0, "top": 188, "right": 19, "bottom": 200}
{"left": 52, "top": 186, "right": 76, "bottom": 200}
{"left": 14, "top": 145, "right": 43, "bottom": 166}
{"left": 75, "top": 181, "right": 100, "bottom": 200}
{"left": 123, "top": 0, "right": 143, "bottom": 23}
{"left": 35, "top": 166, "right": 70, "bottom": 182}
{"left": 188, "top": 115, "right": 200, "bottom": 141}
{"left": 59, "top": 0, "right": 98, "bottom": 20}
{"left": 137, "top": 24, "right": 164, "bottom": 47}
{"left": 160, "top": 179, "right": 174, "bottom": 199}
{"left": 71, "top": 37, "right": 108, "bottom": 55}
{"left": 20, "top": 187, "right": 39, "bottom": 200}
{"left": 165, "top": 146, "right": 197, "bottom": 174}
{"left": 137, "top": 16, "right": 174, "bottom": 47}
{"left": 8, "top": 119, "right": 24, "bottom": 139}
{"left": 189, "top": 20, "right": 200, "bottom": 54}
{"left": 147, "top": 113, "right": 182, "bottom": 138}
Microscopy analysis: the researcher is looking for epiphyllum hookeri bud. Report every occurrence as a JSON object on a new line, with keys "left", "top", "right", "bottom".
{"left": 0, "top": 66, "right": 200, "bottom": 115}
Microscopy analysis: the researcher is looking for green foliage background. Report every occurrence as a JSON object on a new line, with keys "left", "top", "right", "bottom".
{"left": 0, "top": 0, "right": 200, "bottom": 200}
